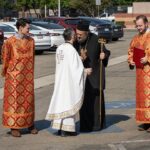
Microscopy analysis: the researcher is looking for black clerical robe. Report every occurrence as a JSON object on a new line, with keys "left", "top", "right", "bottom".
{"left": 75, "top": 33, "right": 110, "bottom": 132}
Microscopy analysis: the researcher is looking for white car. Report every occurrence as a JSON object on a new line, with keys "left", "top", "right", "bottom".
{"left": 31, "top": 22, "right": 65, "bottom": 49}
{"left": 0, "top": 23, "right": 16, "bottom": 39}
{"left": 98, "top": 13, "right": 115, "bottom": 22}
{"left": 2, "top": 22, "right": 51, "bottom": 54}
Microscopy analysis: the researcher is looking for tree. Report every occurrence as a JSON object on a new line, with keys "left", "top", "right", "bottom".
{"left": 69, "top": 0, "right": 96, "bottom": 16}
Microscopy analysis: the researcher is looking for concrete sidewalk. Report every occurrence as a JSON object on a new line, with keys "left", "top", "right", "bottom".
{"left": 0, "top": 62, "right": 149, "bottom": 150}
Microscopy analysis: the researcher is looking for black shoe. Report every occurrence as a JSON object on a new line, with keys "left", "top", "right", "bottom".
{"left": 53, "top": 130, "right": 61, "bottom": 136}
{"left": 69, "top": 132, "right": 77, "bottom": 136}
{"left": 61, "top": 130, "right": 77, "bottom": 137}
{"left": 57, "top": 130, "right": 61, "bottom": 135}
{"left": 138, "top": 124, "right": 150, "bottom": 131}
{"left": 61, "top": 130, "right": 68, "bottom": 137}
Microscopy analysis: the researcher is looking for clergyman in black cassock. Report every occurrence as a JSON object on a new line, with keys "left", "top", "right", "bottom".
{"left": 75, "top": 20, "right": 110, "bottom": 132}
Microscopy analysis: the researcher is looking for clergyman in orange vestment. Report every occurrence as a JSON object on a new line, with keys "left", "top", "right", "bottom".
{"left": 128, "top": 15, "right": 150, "bottom": 131}
{"left": 1, "top": 28, "right": 35, "bottom": 131}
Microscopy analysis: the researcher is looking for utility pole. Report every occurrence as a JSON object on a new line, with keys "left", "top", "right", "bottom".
{"left": 58, "top": 0, "right": 60, "bottom": 17}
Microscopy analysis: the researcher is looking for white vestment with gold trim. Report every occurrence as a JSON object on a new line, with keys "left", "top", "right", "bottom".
{"left": 45, "top": 43, "right": 85, "bottom": 131}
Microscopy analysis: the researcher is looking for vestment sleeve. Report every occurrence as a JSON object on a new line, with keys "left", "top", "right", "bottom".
{"left": 1, "top": 40, "right": 11, "bottom": 77}
{"left": 102, "top": 44, "right": 110, "bottom": 67}
{"left": 128, "top": 38, "right": 135, "bottom": 64}
{"left": 144, "top": 34, "right": 150, "bottom": 63}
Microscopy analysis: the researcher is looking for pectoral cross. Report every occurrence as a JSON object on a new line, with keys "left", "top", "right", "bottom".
{"left": 80, "top": 48, "right": 87, "bottom": 61}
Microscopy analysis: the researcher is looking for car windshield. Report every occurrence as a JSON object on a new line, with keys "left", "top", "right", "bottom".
{"left": 30, "top": 25, "right": 41, "bottom": 30}
{"left": 78, "top": 17, "right": 109, "bottom": 26}
{"left": 88, "top": 18, "right": 109, "bottom": 25}
{"left": 64, "top": 19, "right": 80, "bottom": 25}
{"left": 0, "top": 25, "right": 15, "bottom": 32}
{"left": 44, "top": 19, "right": 59, "bottom": 24}
{"left": 33, "top": 23, "right": 64, "bottom": 29}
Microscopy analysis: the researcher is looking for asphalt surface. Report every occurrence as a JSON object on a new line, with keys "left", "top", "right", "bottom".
{"left": 1, "top": 30, "right": 150, "bottom": 150}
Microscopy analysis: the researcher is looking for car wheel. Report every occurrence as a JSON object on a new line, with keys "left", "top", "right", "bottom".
{"left": 112, "top": 38, "right": 118, "bottom": 41}
{"left": 35, "top": 51, "right": 44, "bottom": 55}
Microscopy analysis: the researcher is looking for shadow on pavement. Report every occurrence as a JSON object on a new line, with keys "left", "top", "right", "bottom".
{"left": 35, "top": 120, "right": 51, "bottom": 131}
{"left": 105, "top": 114, "right": 130, "bottom": 128}
{"left": 36, "top": 115, "right": 130, "bottom": 134}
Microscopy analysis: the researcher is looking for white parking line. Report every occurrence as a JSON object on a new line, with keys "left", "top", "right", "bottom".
{"left": 0, "top": 55, "right": 127, "bottom": 100}
{"left": 108, "top": 55, "right": 127, "bottom": 67}
{"left": 108, "top": 144, "right": 127, "bottom": 150}
{"left": 121, "top": 139, "right": 150, "bottom": 144}
{"left": 108, "top": 139, "right": 150, "bottom": 150}
{"left": 108, "top": 144, "right": 118, "bottom": 150}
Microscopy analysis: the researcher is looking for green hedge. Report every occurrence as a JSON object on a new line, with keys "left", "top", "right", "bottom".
{"left": 116, "top": 21, "right": 126, "bottom": 28}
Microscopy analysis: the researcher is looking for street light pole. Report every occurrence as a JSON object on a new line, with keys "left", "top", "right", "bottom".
{"left": 44, "top": 0, "right": 47, "bottom": 18}
{"left": 45, "top": 4, "right": 47, "bottom": 18}
{"left": 58, "top": 0, "right": 60, "bottom": 17}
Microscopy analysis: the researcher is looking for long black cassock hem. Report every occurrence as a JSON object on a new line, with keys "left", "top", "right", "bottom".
{"left": 80, "top": 89, "right": 106, "bottom": 132}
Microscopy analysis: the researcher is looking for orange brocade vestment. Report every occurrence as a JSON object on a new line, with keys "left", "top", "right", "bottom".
{"left": 1, "top": 35, "right": 35, "bottom": 129}
{"left": 128, "top": 31, "right": 150, "bottom": 123}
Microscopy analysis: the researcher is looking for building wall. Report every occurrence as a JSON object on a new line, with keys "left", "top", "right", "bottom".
{"left": 133, "top": 2, "right": 150, "bottom": 14}
{"left": 114, "top": 2, "right": 150, "bottom": 29}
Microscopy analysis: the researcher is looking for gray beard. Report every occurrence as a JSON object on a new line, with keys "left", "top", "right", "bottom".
{"left": 77, "top": 37, "right": 87, "bottom": 44}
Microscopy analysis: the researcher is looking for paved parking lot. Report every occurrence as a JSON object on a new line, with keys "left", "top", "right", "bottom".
{"left": 1, "top": 30, "right": 150, "bottom": 150}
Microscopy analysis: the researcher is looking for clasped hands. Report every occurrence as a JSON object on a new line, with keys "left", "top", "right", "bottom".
{"left": 130, "top": 56, "right": 148, "bottom": 66}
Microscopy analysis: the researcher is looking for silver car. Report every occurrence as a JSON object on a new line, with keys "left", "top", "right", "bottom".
{"left": 2, "top": 22, "right": 51, "bottom": 54}
{"left": 31, "top": 22, "right": 65, "bottom": 50}
{"left": 0, "top": 23, "right": 16, "bottom": 39}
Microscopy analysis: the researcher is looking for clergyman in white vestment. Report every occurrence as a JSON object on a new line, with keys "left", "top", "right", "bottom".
{"left": 45, "top": 28, "right": 92, "bottom": 137}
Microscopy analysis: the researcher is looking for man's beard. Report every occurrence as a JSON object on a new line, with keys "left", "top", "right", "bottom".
{"left": 77, "top": 37, "right": 88, "bottom": 44}
{"left": 139, "top": 27, "right": 148, "bottom": 35}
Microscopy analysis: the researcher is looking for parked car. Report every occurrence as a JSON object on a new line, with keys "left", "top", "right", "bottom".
{"left": 9, "top": 17, "right": 18, "bottom": 22}
{"left": 99, "top": 13, "right": 115, "bottom": 22}
{"left": 78, "top": 17, "right": 113, "bottom": 41}
{"left": 31, "top": 21, "right": 65, "bottom": 49}
{"left": 43, "top": 17, "right": 81, "bottom": 31}
{"left": 2, "top": 22, "right": 51, "bottom": 54}
{"left": 0, "top": 23, "right": 16, "bottom": 39}
{"left": 101, "top": 19, "right": 124, "bottom": 41}
{"left": 0, "top": 29, "right": 4, "bottom": 63}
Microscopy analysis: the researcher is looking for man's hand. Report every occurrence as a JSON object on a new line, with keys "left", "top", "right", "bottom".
{"left": 141, "top": 56, "right": 148, "bottom": 64}
{"left": 85, "top": 68, "right": 92, "bottom": 75}
{"left": 100, "top": 52, "right": 105, "bottom": 60}
{"left": 130, "top": 60, "right": 135, "bottom": 66}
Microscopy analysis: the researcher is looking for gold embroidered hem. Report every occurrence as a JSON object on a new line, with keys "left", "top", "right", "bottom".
{"left": 3, "top": 124, "right": 34, "bottom": 129}
{"left": 62, "top": 124, "right": 75, "bottom": 132}
{"left": 136, "top": 121, "right": 150, "bottom": 124}
{"left": 3, "top": 112, "right": 34, "bottom": 129}
{"left": 46, "top": 96, "right": 83, "bottom": 120}
{"left": 52, "top": 122, "right": 75, "bottom": 132}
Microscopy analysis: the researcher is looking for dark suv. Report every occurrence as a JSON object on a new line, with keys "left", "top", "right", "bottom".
{"left": 78, "top": 17, "right": 113, "bottom": 41}
{"left": 101, "top": 19, "right": 124, "bottom": 41}
{"left": 0, "top": 29, "right": 4, "bottom": 63}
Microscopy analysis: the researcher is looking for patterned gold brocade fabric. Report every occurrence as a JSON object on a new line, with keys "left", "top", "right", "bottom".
{"left": 1, "top": 36, "right": 35, "bottom": 129}
{"left": 128, "top": 32, "right": 150, "bottom": 123}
